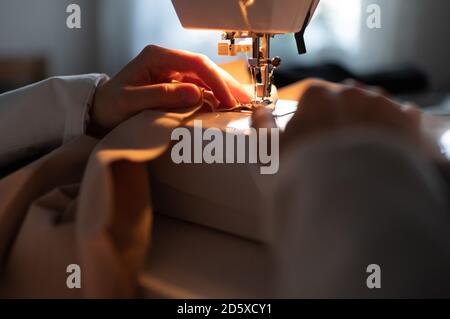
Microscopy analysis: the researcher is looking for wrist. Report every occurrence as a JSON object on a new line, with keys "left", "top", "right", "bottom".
{"left": 87, "top": 82, "right": 110, "bottom": 138}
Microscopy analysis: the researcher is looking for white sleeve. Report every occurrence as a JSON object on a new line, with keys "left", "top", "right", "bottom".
{"left": 0, "top": 74, "right": 109, "bottom": 167}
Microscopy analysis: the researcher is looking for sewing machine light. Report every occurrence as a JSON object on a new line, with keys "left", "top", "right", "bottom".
{"left": 439, "top": 129, "right": 450, "bottom": 160}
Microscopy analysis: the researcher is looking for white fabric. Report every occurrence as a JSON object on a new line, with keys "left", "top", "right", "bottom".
{"left": 0, "top": 74, "right": 109, "bottom": 167}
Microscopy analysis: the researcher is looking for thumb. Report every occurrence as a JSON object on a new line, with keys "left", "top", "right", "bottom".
{"left": 251, "top": 106, "right": 277, "bottom": 129}
{"left": 125, "top": 82, "right": 202, "bottom": 114}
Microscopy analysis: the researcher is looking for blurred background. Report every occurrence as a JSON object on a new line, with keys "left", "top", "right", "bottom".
{"left": 1, "top": 0, "right": 450, "bottom": 102}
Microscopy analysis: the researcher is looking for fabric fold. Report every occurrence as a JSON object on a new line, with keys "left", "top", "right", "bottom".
{"left": 0, "top": 107, "right": 198, "bottom": 298}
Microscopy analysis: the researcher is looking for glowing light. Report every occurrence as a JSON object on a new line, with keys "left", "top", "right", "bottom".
{"left": 439, "top": 129, "right": 450, "bottom": 160}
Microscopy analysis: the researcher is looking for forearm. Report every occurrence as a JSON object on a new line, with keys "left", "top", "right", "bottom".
{"left": 0, "top": 74, "right": 108, "bottom": 167}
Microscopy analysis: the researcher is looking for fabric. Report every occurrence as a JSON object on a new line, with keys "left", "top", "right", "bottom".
{"left": 0, "top": 74, "right": 109, "bottom": 168}
{"left": 0, "top": 70, "right": 243, "bottom": 298}
{"left": 0, "top": 107, "right": 199, "bottom": 298}
{"left": 1, "top": 69, "right": 449, "bottom": 298}
{"left": 274, "top": 130, "right": 450, "bottom": 298}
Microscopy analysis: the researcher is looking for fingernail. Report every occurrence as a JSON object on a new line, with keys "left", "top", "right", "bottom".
{"left": 181, "top": 85, "right": 202, "bottom": 106}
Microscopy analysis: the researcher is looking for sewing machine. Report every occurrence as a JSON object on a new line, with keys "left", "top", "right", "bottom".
{"left": 172, "top": 0, "right": 319, "bottom": 107}
{"left": 148, "top": 0, "right": 320, "bottom": 242}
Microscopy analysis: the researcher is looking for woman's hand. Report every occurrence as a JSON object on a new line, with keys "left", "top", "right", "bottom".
{"left": 252, "top": 79, "right": 422, "bottom": 148}
{"left": 90, "top": 45, "right": 252, "bottom": 136}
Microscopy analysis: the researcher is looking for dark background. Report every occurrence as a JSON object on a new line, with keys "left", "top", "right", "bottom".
{"left": 0, "top": 0, "right": 449, "bottom": 98}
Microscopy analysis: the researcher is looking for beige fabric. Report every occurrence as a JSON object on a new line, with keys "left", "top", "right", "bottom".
{"left": 0, "top": 108, "right": 198, "bottom": 298}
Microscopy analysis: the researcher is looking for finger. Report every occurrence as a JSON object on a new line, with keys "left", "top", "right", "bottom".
{"left": 343, "top": 78, "right": 390, "bottom": 97}
{"left": 252, "top": 106, "right": 277, "bottom": 129}
{"left": 401, "top": 102, "right": 422, "bottom": 130}
{"left": 216, "top": 67, "right": 253, "bottom": 104}
{"left": 171, "top": 73, "right": 211, "bottom": 90}
{"left": 401, "top": 101, "right": 420, "bottom": 113}
{"left": 175, "top": 70, "right": 252, "bottom": 105}
{"left": 296, "top": 78, "right": 341, "bottom": 100}
{"left": 140, "top": 45, "right": 238, "bottom": 107}
{"left": 124, "top": 82, "right": 202, "bottom": 115}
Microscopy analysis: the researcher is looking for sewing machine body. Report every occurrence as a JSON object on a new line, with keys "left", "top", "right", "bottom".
{"left": 148, "top": 1, "right": 317, "bottom": 241}
{"left": 171, "top": 0, "right": 319, "bottom": 34}
{"left": 172, "top": 0, "right": 319, "bottom": 105}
